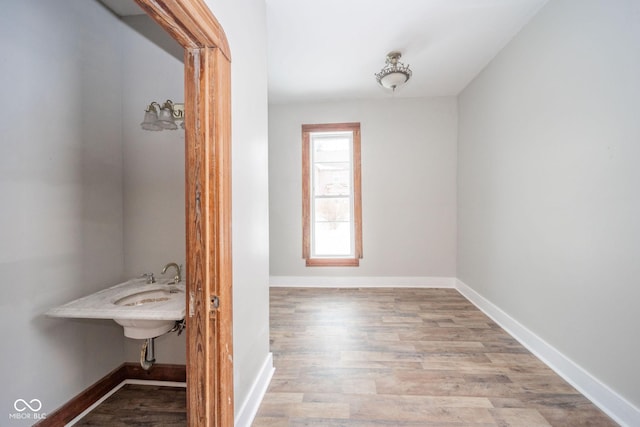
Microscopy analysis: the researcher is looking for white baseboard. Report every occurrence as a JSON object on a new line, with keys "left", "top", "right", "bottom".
{"left": 269, "top": 276, "right": 455, "bottom": 288}
{"left": 235, "top": 352, "right": 275, "bottom": 427}
{"left": 455, "top": 279, "right": 640, "bottom": 427}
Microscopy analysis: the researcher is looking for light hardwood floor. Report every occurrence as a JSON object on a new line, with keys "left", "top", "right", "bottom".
{"left": 253, "top": 287, "right": 617, "bottom": 427}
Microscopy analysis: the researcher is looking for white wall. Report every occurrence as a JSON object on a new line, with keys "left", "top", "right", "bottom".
{"left": 0, "top": 1, "right": 126, "bottom": 421}
{"left": 269, "top": 98, "right": 457, "bottom": 280}
{"left": 206, "top": 0, "right": 272, "bottom": 417}
{"left": 458, "top": 0, "right": 640, "bottom": 412}
{"left": 121, "top": 17, "right": 187, "bottom": 365}
{"left": 0, "top": 1, "right": 270, "bottom": 423}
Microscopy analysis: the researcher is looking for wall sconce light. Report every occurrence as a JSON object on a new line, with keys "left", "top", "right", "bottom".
{"left": 140, "top": 100, "right": 185, "bottom": 131}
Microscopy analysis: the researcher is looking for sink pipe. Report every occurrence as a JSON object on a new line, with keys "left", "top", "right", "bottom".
{"left": 140, "top": 338, "right": 156, "bottom": 370}
{"left": 139, "top": 319, "right": 186, "bottom": 370}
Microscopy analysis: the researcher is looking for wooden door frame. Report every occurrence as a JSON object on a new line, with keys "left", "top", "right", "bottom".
{"left": 133, "top": 1, "right": 233, "bottom": 426}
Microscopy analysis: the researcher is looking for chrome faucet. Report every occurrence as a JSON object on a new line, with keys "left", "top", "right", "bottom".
{"left": 161, "top": 262, "right": 182, "bottom": 284}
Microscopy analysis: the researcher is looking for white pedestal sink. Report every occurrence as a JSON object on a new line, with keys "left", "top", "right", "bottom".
{"left": 46, "top": 278, "right": 186, "bottom": 339}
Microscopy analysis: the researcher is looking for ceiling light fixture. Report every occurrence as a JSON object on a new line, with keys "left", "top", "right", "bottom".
{"left": 140, "top": 100, "right": 185, "bottom": 131}
{"left": 375, "top": 51, "right": 412, "bottom": 92}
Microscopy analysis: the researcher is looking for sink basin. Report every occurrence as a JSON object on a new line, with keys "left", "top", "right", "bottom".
{"left": 111, "top": 284, "right": 184, "bottom": 338}
{"left": 46, "top": 278, "right": 186, "bottom": 340}
{"left": 113, "top": 317, "right": 177, "bottom": 339}
{"left": 115, "top": 289, "right": 174, "bottom": 307}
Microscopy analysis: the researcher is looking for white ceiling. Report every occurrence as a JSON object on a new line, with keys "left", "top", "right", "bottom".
{"left": 98, "top": 0, "right": 549, "bottom": 104}
{"left": 267, "top": 0, "right": 548, "bottom": 104}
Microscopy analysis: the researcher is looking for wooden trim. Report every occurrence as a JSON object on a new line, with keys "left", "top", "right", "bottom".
{"left": 133, "top": 1, "right": 233, "bottom": 426}
{"left": 34, "top": 363, "right": 186, "bottom": 427}
{"left": 133, "top": 0, "right": 230, "bottom": 60}
{"left": 34, "top": 364, "right": 127, "bottom": 427}
{"left": 302, "top": 122, "right": 360, "bottom": 132}
{"left": 122, "top": 362, "right": 187, "bottom": 382}
{"left": 302, "top": 131, "right": 311, "bottom": 259}
{"left": 184, "top": 46, "right": 234, "bottom": 427}
{"left": 302, "top": 122, "right": 363, "bottom": 266}
{"left": 353, "top": 128, "right": 363, "bottom": 259}
{"left": 306, "top": 258, "right": 360, "bottom": 267}
{"left": 184, "top": 47, "right": 208, "bottom": 426}
{"left": 209, "top": 46, "right": 234, "bottom": 427}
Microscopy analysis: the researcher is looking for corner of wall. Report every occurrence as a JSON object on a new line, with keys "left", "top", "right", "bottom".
{"left": 455, "top": 279, "right": 640, "bottom": 427}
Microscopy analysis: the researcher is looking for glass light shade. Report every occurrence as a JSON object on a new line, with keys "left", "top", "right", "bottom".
{"left": 157, "top": 107, "right": 178, "bottom": 130}
{"left": 379, "top": 71, "right": 409, "bottom": 90}
{"left": 375, "top": 52, "right": 412, "bottom": 91}
{"left": 140, "top": 109, "right": 162, "bottom": 131}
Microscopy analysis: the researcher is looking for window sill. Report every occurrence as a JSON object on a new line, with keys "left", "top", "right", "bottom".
{"left": 305, "top": 258, "right": 360, "bottom": 267}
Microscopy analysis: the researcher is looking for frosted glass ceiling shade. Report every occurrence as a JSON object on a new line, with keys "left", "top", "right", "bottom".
{"left": 375, "top": 51, "right": 412, "bottom": 92}
{"left": 379, "top": 72, "right": 410, "bottom": 90}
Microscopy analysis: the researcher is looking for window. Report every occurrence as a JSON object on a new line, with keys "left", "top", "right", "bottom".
{"left": 302, "top": 123, "right": 362, "bottom": 267}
